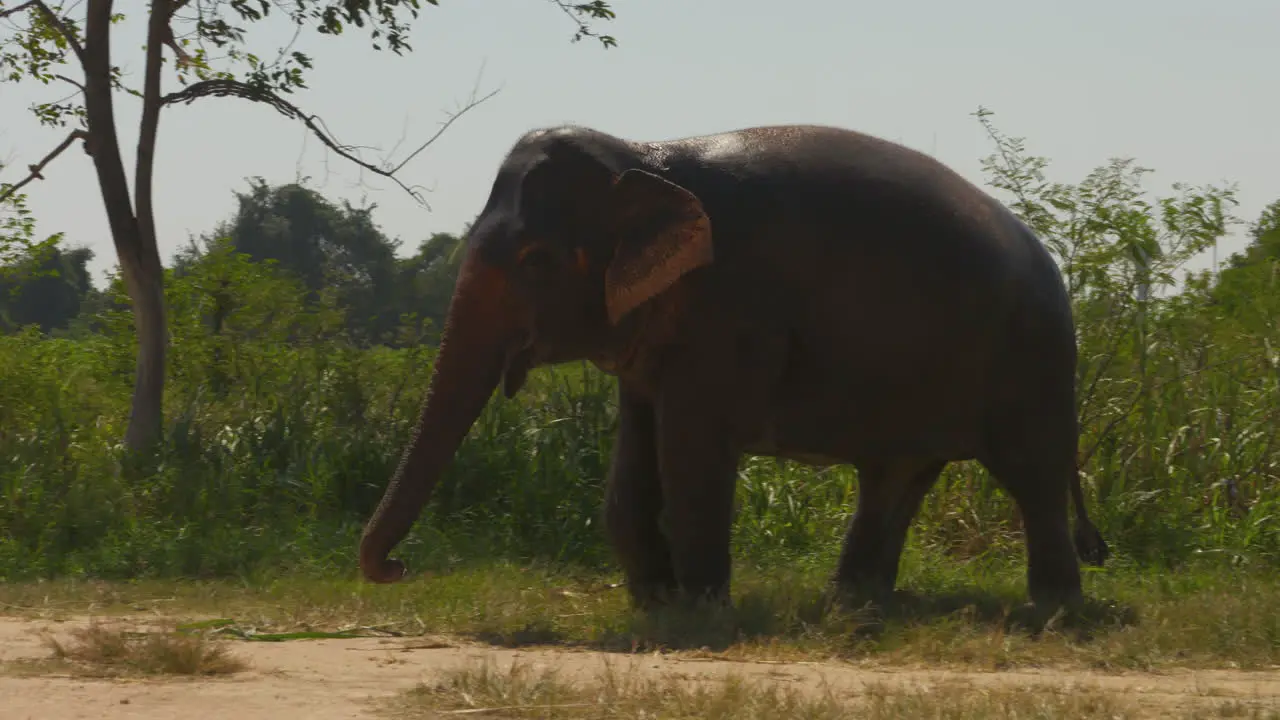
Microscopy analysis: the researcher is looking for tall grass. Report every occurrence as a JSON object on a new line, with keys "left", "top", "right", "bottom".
{"left": 1, "top": 116, "right": 1278, "bottom": 584}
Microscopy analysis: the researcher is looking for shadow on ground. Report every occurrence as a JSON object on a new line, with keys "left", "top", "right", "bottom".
{"left": 465, "top": 585, "right": 1140, "bottom": 655}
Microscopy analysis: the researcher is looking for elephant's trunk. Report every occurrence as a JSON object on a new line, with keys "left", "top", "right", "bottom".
{"left": 359, "top": 248, "right": 517, "bottom": 584}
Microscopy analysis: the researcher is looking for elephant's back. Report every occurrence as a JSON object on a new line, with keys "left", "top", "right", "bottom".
{"left": 660, "top": 125, "right": 1052, "bottom": 326}
{"left": 661, "top": 125, "right": 1034, "bottom": 269}
{"left": 656, "top": 125, "right": 1073, "bottom": 452}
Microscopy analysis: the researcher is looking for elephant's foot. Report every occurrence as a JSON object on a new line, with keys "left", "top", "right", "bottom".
{"left": 832, "top": 518, "right": 912, "bottom": 609}
{"left": 1025, "top": 522, "right": 1087, "bottom": 621}
{"left": 1027, "top": 568, "right": 1085, "bottom": 616}
{"left": 627, "top": 578, "right": 729, "bottom": 613}
{"left": 1010, "top": 582, "right": 1088, "bottom": 635}
{"left": 612, "top": 541, "right": 679, "bottom": 609}
{"left": 832, "top": 568, "right": 896, "bottom": 609}
{"left": 625, "top": 576, "right": 680, "bottom": 611}
{"left": 679, "top": 580, "right": 731, "bottom": 609}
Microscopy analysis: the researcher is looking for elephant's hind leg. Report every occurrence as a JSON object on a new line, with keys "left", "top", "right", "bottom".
{"left": 604, "top": 385, "right": 677, "bottom": 609}
{"left": 834, "top": 458, "right": 946, "bottom": 601}
{"left": 980, "top": 423, "right": 1084, "bottom": 612}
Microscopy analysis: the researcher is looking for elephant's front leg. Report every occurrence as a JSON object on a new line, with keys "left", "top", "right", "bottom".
{"left": 603, "top": 385, "right": 677, "bottom": 608}
{"left": 654, "top": 384, "right": 740, "bottom": 605}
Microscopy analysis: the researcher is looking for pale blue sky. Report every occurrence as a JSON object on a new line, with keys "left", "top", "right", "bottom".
{"left": 2, "top": 0, "right": 1276, "bottom": 284}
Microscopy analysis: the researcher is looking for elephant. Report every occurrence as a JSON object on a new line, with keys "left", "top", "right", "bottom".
{"left": 357, "top": 122, "right": 1110, "bottom": 613}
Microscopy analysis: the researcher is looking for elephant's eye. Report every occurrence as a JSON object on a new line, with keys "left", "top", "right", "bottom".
{"left": 517, "top": 246, "right": 556, "bottom": 273}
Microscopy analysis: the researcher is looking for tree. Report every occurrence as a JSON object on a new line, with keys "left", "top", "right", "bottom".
{"left": 391, "top": 229, "right": 466, "bottom": 344}
{"left": 1209, "top": 199, "right": 1280, "bottom": 317}
{"left": 1224, "top": 199, "right": 1280, "bottom": 271}
{"left": 0, "top": 243, "right": 96, "bottom": 333}
{"left": 170, "top": 179, "right": 474, "bottom": 348}
{"left": 175, "top": 177, "right": 405, "bottom": 346}
{"left": 0, "top": 0, "right": 618, "bottom": 452}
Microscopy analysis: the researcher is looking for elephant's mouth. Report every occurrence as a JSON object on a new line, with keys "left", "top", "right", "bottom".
{"left": 498, "top": 318, "right": 610, "bottom": 399}
{"left": 501, "top": 334, "right": 536, "bottom": 399}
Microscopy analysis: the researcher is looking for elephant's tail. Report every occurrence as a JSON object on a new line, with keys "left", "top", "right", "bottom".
{"left": 1070, "top": 464, "right": 1109, "bottom": 567}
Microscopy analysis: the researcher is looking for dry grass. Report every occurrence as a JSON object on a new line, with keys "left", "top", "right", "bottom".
{"left": 12, "top": 621, "right": 248, "bottom": 678}
{"left": 389, "top": 657, "right": 1168, "bottom": 719}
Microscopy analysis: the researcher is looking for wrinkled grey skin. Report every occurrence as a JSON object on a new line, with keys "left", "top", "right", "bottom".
{"left": 358, "top": 123, "right": 1109, "bottom": 613}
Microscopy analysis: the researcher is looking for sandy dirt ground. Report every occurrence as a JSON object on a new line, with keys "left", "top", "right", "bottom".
{"left": 2, "top": 616, "right": 1279, "bottom": 719}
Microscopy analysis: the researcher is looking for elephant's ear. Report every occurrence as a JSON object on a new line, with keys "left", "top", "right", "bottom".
{"left": 604, "top": 169, "right": 714, "bottom": 325}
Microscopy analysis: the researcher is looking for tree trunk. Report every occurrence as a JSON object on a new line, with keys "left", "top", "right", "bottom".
{"left": 83, "top": 0, "right": 169, "bottom": 451}
{"left": 128, "top": 0, "right": 173, "bottom": 449}
{"left": 123, "top": 272, "right": 167, "bottom": 449}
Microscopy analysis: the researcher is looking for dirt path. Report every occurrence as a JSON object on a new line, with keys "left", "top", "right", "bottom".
{"left": 2, "top": 616, "right": 1279, "bottom": 719}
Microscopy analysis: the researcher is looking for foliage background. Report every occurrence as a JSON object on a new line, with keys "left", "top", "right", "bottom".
{"left": 1, "top": 112, "right": 1278, "bottom": 583}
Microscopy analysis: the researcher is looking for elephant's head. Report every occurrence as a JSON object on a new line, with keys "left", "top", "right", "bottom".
{"left": 358, "top": 127, "right": 715, "bottom": 584}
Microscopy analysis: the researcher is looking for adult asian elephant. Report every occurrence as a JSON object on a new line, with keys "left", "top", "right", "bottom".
{"left": 358, "top": 123, "right": 1109, "bottom": 612}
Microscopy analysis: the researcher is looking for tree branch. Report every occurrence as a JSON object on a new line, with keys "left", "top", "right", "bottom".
{"left": 53, "top": 72, "right": 85, "bottom": 91}
{"left": 551, "top": 0, "right": 617, "bottom": 47}
{"left": 158, "top": 0, "right": 193, "bottom": 66}
{"left": 160, "top": 78, "right": 498, "bottom": 209}
{"left": 0, "top": 0, "right": 86, "bottom": 65}
{"left": 385, "top": 64, "right": 499, "bottom": 177}
{"left": 0, "top": 128, "right": 87, "bottom": 204}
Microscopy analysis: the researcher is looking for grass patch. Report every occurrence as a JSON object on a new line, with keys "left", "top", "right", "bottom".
{"left": 390, "top": 657, "right": 1144, "bottom": 719}
{"left": 10, "top": 621, "right": 248, "bottom": 678}
{"left": 2, "top": 556, "right": 1278, "bottom": 672}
